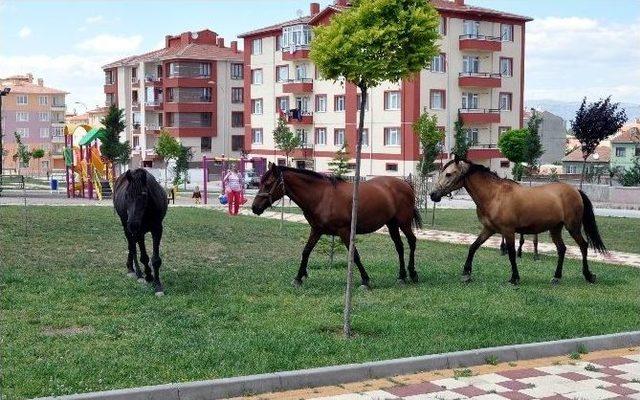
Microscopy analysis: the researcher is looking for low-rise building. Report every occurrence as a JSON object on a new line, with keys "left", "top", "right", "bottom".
{"left": 562, "top": 145, "right": 610, "bottom": 175}
{"left": 523, "top": 109, "right": 566, "bottom": 165}
{"left": 611, "top": 121, "right": 640, "bottom": 171}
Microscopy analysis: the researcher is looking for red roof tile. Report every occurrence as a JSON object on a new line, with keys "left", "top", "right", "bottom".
{"left": 611, "top": 123, "right": 640, "bottom": 144}
{"left": 562, "top": 145, "right": 611, "bottom": 163}
{"left": 0, "top": 77, "right": 68, "bottom": 95}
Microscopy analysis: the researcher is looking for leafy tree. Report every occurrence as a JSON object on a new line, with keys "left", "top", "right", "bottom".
{"left": 413, "top": 112, "right": 444, "bottom": 210}
{"left": 100, "top": 105, "right": 131, "bottom": 170}
{"left": 498, "top": 128, "right": 528, "bottom": 181}
{"left": 451, "top": 117, "right": 469, "bottom": 159}
{"left": 523, "top": 110, "right": 544, "bottom": 181}
{"left": 328, "top": 144, "right": 352, "bottom": 178}
{"left": 571, "top": 97, "right": 627, "bottom": 188}
{"left": 155, "top": 130, "right": 182, "bottom": 187}
{"left": 173, "top": 145, "right": 193, "bottom": 187}
{"left": 310, "top": 0, "right": 440, "bottom": 337}
{"left": 31, "top": 148, "right": 46, "bottom": 176}
{"left": 619, "top": 158, "right": 640, "bottom": 187}
{"left": 13, "top": 132, "right": 31, "bottom": 175}
{"left": 272, "top": 116, "right": 301, "bottom": 166}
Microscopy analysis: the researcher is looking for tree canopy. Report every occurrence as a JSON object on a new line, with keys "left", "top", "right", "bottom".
{"left": 100, "top": 105, "right": 131, "bottom": 166}
{"left": 451, "top": 118, "right": 469, "bottom": 159}
{"left": 413, "top": 112, "right": 444, "bottom": 177}
{"left": 155, "top": 130, "right": 182, "bottom": 187}
{"left": 328, "top": 144, "right": 352, "bottom": 178}
{"left": 272, "top": 116, "right": 301, "bottom": 165}
{"left": 498, "top": 128, "right": 529, "bottom": 181}
{"left": 524, "top": 110, "right": 544, "bottom": 171}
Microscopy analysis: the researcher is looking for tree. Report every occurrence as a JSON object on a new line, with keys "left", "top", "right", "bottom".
{"left": 523, "top": 110, "right": 544, "bottom": 182}
{"left": 311, "top": 0, "right": 440, "bottom": 337}
{"left": 498, "top": 128, "right": 528, "bottom": 181}
{"left": 173, "top": 145, "right": 193, "bottom": 187}
{"left": 619, "top": 157, "right": 640, "bottom": 187}
{"left": 328, "top": 144, "right": 352, "bottom": 178}
{"left": 155, "top": 130, "right": 182, "bottom": 187}
{"left": 13, "top": 132, "right": 31, "bottom": 175}
{"left": 272, "top": 116, "right": 301, "bottom": 166}
{"left": 100, "top": 105, "right": 131, "bottom": 171}
{"left": 31, "top": 148, "right": 45, "bottom": 176}
{"left": 571, "top": 97, "right": 627, "bottom": 188}
{"left": 413, "top": 112, "right": 444, "bottom": 210}
{"left": 451, "top": 116, "right": 469, "bottom": 159}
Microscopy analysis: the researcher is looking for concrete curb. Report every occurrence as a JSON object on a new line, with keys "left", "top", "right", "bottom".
{"left": 38, "top": 331, "right": 640, "bottom": 400}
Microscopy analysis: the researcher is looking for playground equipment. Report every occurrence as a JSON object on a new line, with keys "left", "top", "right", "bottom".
{"left": 201, "top": 155, "right": 267, "bottom": 205}
{"left": 63, "top": 124, "right": 115, "bottom": 200}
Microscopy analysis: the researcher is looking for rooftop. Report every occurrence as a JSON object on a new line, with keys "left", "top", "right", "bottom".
{"left": 611, "top": 122, "right": 640, "bottom": 144}
{"left": 0, "top": 73, "right": 68, "bottom": 95}
{"left": 562, "top": 145, "right": 611, "bottom": 163}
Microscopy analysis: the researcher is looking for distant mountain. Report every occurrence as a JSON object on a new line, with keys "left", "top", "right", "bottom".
{"left": 525, "top": 99, "right": 640, "bottom": 125}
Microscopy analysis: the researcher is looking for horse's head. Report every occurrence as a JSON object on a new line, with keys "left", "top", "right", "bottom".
{"left": 252, "top": 163, "right": 285, "bottom": 215}
{"left": 430, "top": 156, "right": 471, "bottom": 202}
{"left": 124, "top": 169, "right": 149, "bottom": 237}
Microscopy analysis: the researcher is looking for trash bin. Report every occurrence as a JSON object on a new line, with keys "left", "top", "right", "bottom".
{"left": 51, "top": 179, "right": 58, "bottom": 191}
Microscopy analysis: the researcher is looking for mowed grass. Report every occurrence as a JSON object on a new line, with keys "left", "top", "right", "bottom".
{"left": 1, "top": 206, "right": 639, "bottom": 399}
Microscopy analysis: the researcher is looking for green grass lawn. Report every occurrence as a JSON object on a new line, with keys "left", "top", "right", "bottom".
{"left": 1, "top": 206, "right": 639, "bottom": 399}
{"left": 278, "top": 205, "right": 639, "bottom": 254}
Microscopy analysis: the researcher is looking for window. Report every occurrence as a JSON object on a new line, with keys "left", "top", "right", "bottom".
{"left": 16, "top": 95, "right": 28, "bottom": 105}
{"left": 231, "top": 63, "right": 244, "bottom": 79}
{"left": 277, "top": 158, "right": 286, "bottom": 166}
{"left": 198, "top": 63, "right": 211, "bottom": 77}
{"left": 334, "top": 129, "right": 345, "bottom": 146}
{"left": 361, "top": 128, "right": 369, "bottom": 147}
{"left": 232, "top": 135, "right": 244, "bottom": 151}
{"left": 201, "top": 137, "right": 212, "bottom": 152}
{"left": 500, "top": 160, "right": 510, "bottom": 168}
{"left": 498, "top": 126, "right": 511, "bottom": 138}
{"left": 465, "top": 128, "right": 479, "bottom": 146}
{"left": 463, "top": 56, "right": 479, "bottom": 74}
{"left": 315, "top": 95, "right": 327, "bottom": 112}
{"left": 231, "top": 112, "right": 244, "bottom": 128}
{"left": 231, "top": 87, "right": 244, "bottom": 104}
{"left": 16, "top": 112, "right": 28, "bottom": 122}
{"left": 295, "top": 96, "right": 311, "bottom": 113}
{"left": 40, "top": 127, "right": 50, "bottom": 138}
{"left": 105, "top": 70, "right": 115, "bottom": 84}
{"left": 296, "top": 128, "right": 309, "bottom": 145}
{"left": 38, "top": 96, "right": 48, "bottom": 105}
{"left": 295, "top": 64, "right": 309, "bottom": 80}
{"left": 384, "top": 128, "right": 401, "bottom": 146}
{"left": 463, "top": 20, "right": 480, "bottom": 36}
{"left": 501, "top": 24, "right": 514, "bottom": 41}
{"left": 438, "top": 16, "right": 447, "bottom": 35}
{"left": 499, "top": 58, "right": 513, "bottom": 77}
{"left": 251, "top": 38, "right": 262, "bottom": 55}
{"left": 16, "top": 128, "right": 29, "bottom": 138}
{"left": 38, "top": 112, "right": 50, "bottom": 122}
{"left": 334, "top": 95, "right": 345, "bottom": 112}
{"left": 386, "top": 163, "right": 398, "bottom": 172}
{"left": 384, "top": 91, "right": 401, "bottom": 110}
{"left": 430, "top": 90, "right": 445, "bottom": 110}
{"left": 356, "top": 93, "right": 369, "bottom": 110}
{"left": 52, "top": 126, "right": 64, "bottom": 137}
{"left": 251, "top": 99, "right": 263, "bottom": 115}
{"left": 282, "top": 24, "right": 312, "bottom": 50}
{"left": 276, "top": 65, "right": 289, "bottom": 82}
{"left": 462, "top": 92, "right": 479, "bottom": 109}
{"left": 276, "top": 96, "right": 289, "bottom": 113}
{"left": 315, "top": 128, "right": 327, "bottom": 145}
{"left": 276, "top": 34, "right": 282, "bottom": 51}
{"left": 251, "top": 128, "right": 263, "bottom": 144}
{"left": 499, "top": 92, "right": 513, "bottom": 111}
{"left": 431, "top": 54, "right": 446, "bottom": 73}
{"left": 251, "top": 69, "right": 263, "bottom": 84}
{"left": 616, "top": 147, "right": 626, "bottom": 157}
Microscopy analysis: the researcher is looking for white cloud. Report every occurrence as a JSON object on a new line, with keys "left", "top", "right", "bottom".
{"left": 76, "top": 34, "right": 143, "bottom": 53}
{"left": 526, "top": 16, "right": 640, "bottom": 103}
{"left": 18, "top": 26, "right": 31, "bottom": 38}
{"left": 85, "top": 15, "right": 104, "bottom": 24}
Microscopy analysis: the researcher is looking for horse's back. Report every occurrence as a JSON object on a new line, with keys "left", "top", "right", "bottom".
{"left": 507, "top": 182, "right": 583, "bottom": 231}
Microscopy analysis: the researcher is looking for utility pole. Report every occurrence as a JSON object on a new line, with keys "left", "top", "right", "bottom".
{"left": 0, "top": 87, "right": 13, "bottom": 193}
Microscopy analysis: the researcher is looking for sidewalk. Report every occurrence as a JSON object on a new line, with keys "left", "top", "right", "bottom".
{"left": 237, "top": 209, "right": 640, "bottom": 269}
{"left": 233, "top": 348, "right": 640, "bottom": 400}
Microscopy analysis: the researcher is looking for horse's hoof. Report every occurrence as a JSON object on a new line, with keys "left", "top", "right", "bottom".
{"left": 461, "top": 274, "right": 472, "bottom": 283}
{"left": 127, "top": 272, "right": 136, "bottom": 278}
{"left": 396, "top": 278, "right": 407, "bottom": 285}
{"left": 509, "top": 278, "right": 520, "bottom": 286}
{"left": 155, "top": 291, "right": 165, "bottom": 297}
{"left": 586, "top": 274, "right": 597, "bottom": 284}
{"left": 551, "top": 277, "right": 561, "bottom": 285}
{"left": 410, "top": 274, "right": 419, "bottom": 283}
{"left": 137, "top": 278, "right": 146, "bottom": 284}
{"left": 360, "top": 284, "right": 371, "bottom": 291}
{"left": 292, "top": 279, "right": 303, "bottom": 288}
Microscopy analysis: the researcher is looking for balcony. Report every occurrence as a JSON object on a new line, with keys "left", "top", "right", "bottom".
{"left": 145, "top": 75, "right": 163, "bottom": 86}
{"left": 131, "top": 76, "right": 140, "bottom": 85}
{"left": 287, "top": 110, "right": 313, "bottom": 125}
{"left": 282, "top": 78, "right": 313, "bottom": 94}
{"left": 132, "top": 101, "right": 141, "bottom": 110}
{"left": 51, "top": 103, "right": 66, "bottom": 110}
{"left": 459, "top": 34, "right": 502, "bottom": 52}
{"left": 145, "top": 124, "right": 162, "bottom": 133}
{"left": 459, "top": 72, "right": 502, "bottom": 88}
{"left": 282, "top": 45, "right": 310, "bottom": 61}
{"left": 51, "top": 135, "right": 65, "bottom": 144}
{"left": 144, "top": 148, "right": 158, "bottom": 158}
{"left": 145, "top": 100, "right": 163, "bottom": 110}
{"left": 459, "top": 108, "right": 501, "bottom": 124}
{"left": 468, "top": 145, "right": 502, "bottom": 160}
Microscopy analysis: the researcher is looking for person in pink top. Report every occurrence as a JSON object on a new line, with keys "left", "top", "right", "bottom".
{"left": 223, "top": 165, "right": 244, "bottom": 215}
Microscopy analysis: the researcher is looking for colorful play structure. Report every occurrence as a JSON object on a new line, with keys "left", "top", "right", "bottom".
{"left": 63, "top": 124, "right": 115, "bottom": 200}
{"left": 201, "top": 155, "right": 266, "bottom": 205}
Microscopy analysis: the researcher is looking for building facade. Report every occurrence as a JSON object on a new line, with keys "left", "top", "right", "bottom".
{"left": 611, "top": 122, "right": 640, "bottom": 171}
{"left": 239, "top": 0, "right": 531, "bottom": 177}
{"left": 103, "top": 29, "right": 244, "bottom": 181}
{"left": 562, "top": 145, "right": 610, "bottom": 175}
{"left": 524, "top": 109, "right": 566, "bottom": 165}
{"left": 0, "top": 74, "right": 68, "bottom": 174}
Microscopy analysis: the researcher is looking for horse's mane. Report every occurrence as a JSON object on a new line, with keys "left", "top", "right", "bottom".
{"left": 443, "top": 158, "right": 517, "bottom": 184}
{"left": 265, "top": 166, "right": 346, "bottom": 186}
{"left": 125, "top": 169, "right": 149, "bottom": 198}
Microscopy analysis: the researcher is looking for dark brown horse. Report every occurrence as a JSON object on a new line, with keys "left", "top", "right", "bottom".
{"left": 251, "top": 164, "right": 422, "bottom": 288}
{"left": 430, "top": 157, "right": 606, "bottom": 285}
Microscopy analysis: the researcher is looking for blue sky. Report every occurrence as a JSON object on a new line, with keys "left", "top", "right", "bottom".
{"left": 1, "top": 0, "right": 639, "bottom": 111}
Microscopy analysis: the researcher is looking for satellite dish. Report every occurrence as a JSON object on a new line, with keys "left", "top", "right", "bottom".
{"left": 592, "top": 153, "right": 600, "bottom": 160}
{"left": 191, "top": 32, "right": 199, "bottom": 39}
{"left": 296, "top": 9, "right": 303, "bottom": 18}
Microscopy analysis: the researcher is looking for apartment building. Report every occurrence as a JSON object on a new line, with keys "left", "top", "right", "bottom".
{"left": 102, "top": 29, "right": 244, "bottom": 180}
{"left": 239, "top": 0, "right": 531, "bottom": 177}
{"left": 0, "top": 73, "right": 68, "bottom": 174}
{"left": 523, "top": 110, "right": 566, "bottom": 165}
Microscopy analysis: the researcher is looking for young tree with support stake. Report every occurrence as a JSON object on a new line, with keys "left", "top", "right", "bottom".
{"left": 524, "top": 109, "right": 544, "bottom": 184}
{"left": 273, "top": 116, "right": 301, "bottom": 166}
{"left": 100, "top": 105, "right": 131, "bottom": 175}
{"left": 413, "top": 112, "right": 444, "bottom": 211}
{"left": 311, "top": 0, "right": 440, "bottom": 337}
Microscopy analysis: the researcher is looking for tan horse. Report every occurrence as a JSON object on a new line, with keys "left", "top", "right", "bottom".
{"left": 429, "top": 157, "right": 606, "bottom": 285}
{"left": 251, "top": 164, "right": 422, "bottom": 288}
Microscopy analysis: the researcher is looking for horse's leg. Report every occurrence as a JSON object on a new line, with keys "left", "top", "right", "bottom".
{"left": 462, "top": 227, "right": 494, "bottom": 282}
{"left": 293, "top": 229, "right": 321, "bottom": 287}
{"left": 125, "top": 232, "right": 143, "bottom": 280}
{"left": 151, "top": 226, "right": 165, "bottom": 295}
{"left": 533, "top": 234, "right": 540, "bottom": 261}
{"left": 517, "top": 234, "right": 525, "bottom": 258}
{"left": 504, "top": 232, "right": 520, "bottom": 285}
{"left": 339, "top": 231, "right": 370, "bottom": 289}
{"left": 567, "top": 227, "right": 597, "bottom": 284}
{"left": 549, "top": 226, "right": 566, "bottom": 284}
{"left": 387, "top": 223, "right": 407, "bottom": 283}
{"left": 138, "top": 236, "right": 153, "bottom": 283}
{"left": 500, "top": 236, "right": 507, "bottom": 255}
{"left": 399, "top": 223, "right": 418, "bottom": 283}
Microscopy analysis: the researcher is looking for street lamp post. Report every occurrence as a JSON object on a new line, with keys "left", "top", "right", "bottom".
{"left": 0, "top": 87, "right": 13, "bottom": 189}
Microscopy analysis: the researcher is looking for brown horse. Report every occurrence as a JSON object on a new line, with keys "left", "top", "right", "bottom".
{"left": 251, "top": 164, "right": 422, "bottom": 288}
{"left": 429, "top": 157, "right": 606, "bottom": 285}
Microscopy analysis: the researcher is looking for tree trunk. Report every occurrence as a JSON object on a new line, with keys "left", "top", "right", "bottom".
{"left": 580, "top": 157, "right": 587, "bottom": 189}
{"left": 344, "top": 85, "right": 367, "bottom": 338}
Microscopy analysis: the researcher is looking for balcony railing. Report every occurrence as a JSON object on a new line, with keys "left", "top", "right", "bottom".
{"left": 459, "top": 34, "right": 502, "bottom": 52}
{"left": 132, "top": 101, "right": 140, "bottom": 109}
{"left": 459, "top": 72, "right": 502, "bottom": 78}
{"left": 458, "top": 108, "right": 501, "bottom": 124}
{"left": 470, "top": 143, "right": 499, "bottom": 149}
{"left": 145, "top": 124, "right": 162, "bottom": 132}
{"left": 459, "top": 34, "right": 502, "bottom": 41}
{"left": 51, "top": 135, "right": 65, "bottom": 143}
{"left": 287, "top": 110, "right": 313, "bottom": 124}
{"left": 282, "top": 78, "right": 314, "bottom": 93}
{"left": 145, "top": 149, "right": 157, "bottom": 157}
{"left": 51, "top": 103, "right": 66, "bottom": 108}
{"left": 145, "top": 100, "right": 162, "bottom": 107}
{"left": 131, "top": 77, "right": 140, "bottom": 85}
{"left": 458, "top": 72, "right": 502, "bottom": 88}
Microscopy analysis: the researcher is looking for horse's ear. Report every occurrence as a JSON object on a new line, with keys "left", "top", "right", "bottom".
{"left": 124, "top": 170, "right": 132, "bottom": 182}
{"left": 268, "top": 162, "right": 275, "bottom": 171}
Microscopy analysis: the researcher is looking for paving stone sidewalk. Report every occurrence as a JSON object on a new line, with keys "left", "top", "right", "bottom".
{"left": 237, "top": 209, "right": 640, "bottom": 269}
{"left": 232, "top": 348, "right": 640, "bottom": 400}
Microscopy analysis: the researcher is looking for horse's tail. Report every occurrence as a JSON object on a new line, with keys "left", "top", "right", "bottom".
{"left": 579, "top": 190, "right": 607, "bottom": 254}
